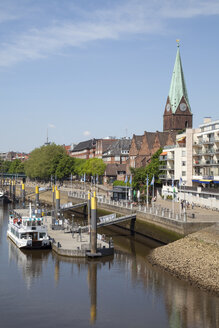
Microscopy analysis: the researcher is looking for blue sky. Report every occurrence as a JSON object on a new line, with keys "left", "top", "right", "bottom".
{"left": 0, "top": 0, "right": 219, "bottom": 152}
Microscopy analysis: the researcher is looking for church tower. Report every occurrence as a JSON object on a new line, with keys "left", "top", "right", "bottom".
{"left": 163, "top": 42, "right": 192, "bottom": 132}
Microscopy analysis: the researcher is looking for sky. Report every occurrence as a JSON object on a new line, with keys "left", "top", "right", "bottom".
{"left": 0, "top": 0, "right": 219, "bottom": 152}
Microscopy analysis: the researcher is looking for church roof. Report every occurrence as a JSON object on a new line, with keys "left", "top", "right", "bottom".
{"left": 168, "top": 46, "right": 191, "bottom": 113}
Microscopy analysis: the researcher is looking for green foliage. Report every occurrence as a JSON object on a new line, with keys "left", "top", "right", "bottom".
{"left": 131, "top": 148, "right": 163, "bottom": 190}
{"left": 74, "top": 158, "right": 86, "bottom": 176}
{"left": 113, "top": 180, "right": 131, "bottom": 187}
{"left": 25, "top": 143, "right": 66, "bottom": 180}
{"left": 8, "top": 159, "right": 25, "bottom": 174}
{"left": 0, "top": 159, "right": 25, "bottom": 174}
{"left": 0, "top": 160, "right": 11, "bottom": 173}
{"left": 55, "top": 156, "right": 75, "bottom": 180}
{"left": 24, "top": 144, "right": 106, "bottom": 181}
{"left": 82, "top": 158, "right": 106, "bottom": 176}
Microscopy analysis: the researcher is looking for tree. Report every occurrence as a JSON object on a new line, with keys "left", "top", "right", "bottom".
{"left": 8, "top": 159, "right": 25, "bottom": 174}
{"left": 0, "top": 160, "right": 11, "bottom": 173}
{"left": 131, "top": 148, "right": 163, "bottom": 190}
{"left": 25, "top": 143, "right": 66, "bottom": 180}
{"left": 82, "top": 158, "right": 106, "bottom": 177}
{"left": 55, "top": 156, "right": 75, "bottom": 180}
{"left": 74, "top": 158, "right": 86, "bottom": 176}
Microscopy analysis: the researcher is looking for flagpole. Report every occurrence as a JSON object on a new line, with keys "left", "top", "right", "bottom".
{"left": 152, "top": 181, "right": 154, "bottom": 208}
{"left": 179, "top": 179, "right": 181, "bottom": 220}
{"left": 172, "top": 179, "right": 174, "bottom": 218}
{"left": 146, "top": 175, "right": 148, "bottom": 208}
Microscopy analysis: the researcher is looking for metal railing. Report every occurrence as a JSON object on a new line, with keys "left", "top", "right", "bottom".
{"left": 68, "top": 190, "right": 187, "bottom": 222}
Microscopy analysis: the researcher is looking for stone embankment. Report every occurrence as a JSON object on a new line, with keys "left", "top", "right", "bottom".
{"left": 148, "top": 224, "right": 219, "bottom": 296}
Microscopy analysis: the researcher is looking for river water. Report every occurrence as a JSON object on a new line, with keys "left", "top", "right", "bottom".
{"left": 0, "top": 203, "right": 218, "bottom": 328}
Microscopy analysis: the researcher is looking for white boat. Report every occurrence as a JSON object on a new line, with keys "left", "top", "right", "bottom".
{"left": 0, "top": 189, "right": 4, "bottom": 199}
{"left": 7, "top": 206, "right": 51, "bottom": 249}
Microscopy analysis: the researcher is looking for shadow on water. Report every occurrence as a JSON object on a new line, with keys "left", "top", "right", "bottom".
{"left": 1, "top": 203, "right": 219, "bottom": 328}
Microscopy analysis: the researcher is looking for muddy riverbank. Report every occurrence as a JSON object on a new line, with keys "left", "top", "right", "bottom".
{"left": 148, "top": 224, "right": 219, "bottom": 296}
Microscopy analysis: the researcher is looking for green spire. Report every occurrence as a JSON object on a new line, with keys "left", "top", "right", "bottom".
{"left": 168, "top": 45, "right": 191, "bottom": 113}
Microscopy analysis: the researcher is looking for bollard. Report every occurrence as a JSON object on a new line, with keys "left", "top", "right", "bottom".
{"left": 88, "top": 191, "right": 91, "bottom": 231}
{"left": 91, "top": 194, "right": 97, "bottom": 254}
{"left": 56, "top": 189, "right": 60, "bottom": 212}
{"left": 9, "top": 180, "right": 12, "bottom": 197}
{"left": 35, "top": 186, "right": 39, "bottom": 205}
{"left": 22, "top": 183, "right": 25, "bottom": 204}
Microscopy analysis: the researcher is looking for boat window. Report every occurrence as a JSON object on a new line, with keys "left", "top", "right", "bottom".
{"left": 39, "top": 233, "right": 46, "bottom": 238}
{"left": 21, "top": 234, "right": 27, "bottom": 239}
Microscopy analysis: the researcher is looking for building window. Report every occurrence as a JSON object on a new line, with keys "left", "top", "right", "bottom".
{"left": 182, "top": 151, "right": 186, "bottom": 157}
{"left": 182, "top": 171, "right": 186, "bottom": 176}
{"left": 182, "top": 161, "right": 186, "bottom": 166}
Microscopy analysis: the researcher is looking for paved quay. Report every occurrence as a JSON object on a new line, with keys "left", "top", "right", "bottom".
{"left": 155, "top": 198, "right": 219, "bottom": 222}
{"left": 44, "top": 216, "right": 113, "bottom": 258}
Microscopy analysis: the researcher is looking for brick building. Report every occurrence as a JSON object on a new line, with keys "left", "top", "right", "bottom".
{"left": 128, "top": 131, "right": 176, "bottom": 170}
{"left": 102, "top": 138, "right": 131, "bottom": 164}
{"left": 70, "top": 139, "right": 96, "bottom": 159}
{"left": 95, "top": 138, "right": 117, "bottom": 159}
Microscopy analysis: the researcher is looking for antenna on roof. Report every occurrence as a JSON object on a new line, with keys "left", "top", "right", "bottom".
{"left": 44, "top": 127, "right": 51, "bottom": 146}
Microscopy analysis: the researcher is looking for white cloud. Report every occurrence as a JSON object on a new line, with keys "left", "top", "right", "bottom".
{"left": 83, "top": 130, "right": 91, "bottom": 137}
{"left": 48, "top": 123, "right": 56, "bottom": 128}
{"left": 0, "top": 0, "right": 219, "bottom": 67}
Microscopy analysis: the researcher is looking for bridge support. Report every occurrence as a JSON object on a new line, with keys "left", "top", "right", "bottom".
{"left": 83, "top": 203, "right": 87, "bottom": 218}
{"left": 130, "top": 218, "right": 136, "bottom": 236}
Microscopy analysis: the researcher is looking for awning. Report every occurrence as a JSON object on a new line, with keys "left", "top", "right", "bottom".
{"left": 199, "top": 179, "right": 212, "bottom": 184}
{"left": 160, "top": 151, "right": 167, "bottom": 156}
{"left": 213, "top": 180, "right": 219, "bottom": 184}
{"left": 192, "top": 179, "right": 200, "bottom": 183}
{"left": 177, "top": 136, "right": 186, "bottom": 142}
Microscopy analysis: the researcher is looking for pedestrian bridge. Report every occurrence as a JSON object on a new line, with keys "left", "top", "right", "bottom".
{"left": 61, "top": 202, "right": 87, "bottom": 211}
{"left": 71, "top": 213, "right": 136, "bottom": 233}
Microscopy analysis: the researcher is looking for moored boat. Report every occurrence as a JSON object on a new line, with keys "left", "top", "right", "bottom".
{"left": 7, "top": 207, "right": 51, "bottom": 249}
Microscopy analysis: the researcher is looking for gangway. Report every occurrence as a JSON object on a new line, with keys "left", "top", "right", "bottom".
{"left": 61, "top": 202, "right": 87, "bottom": 211}
{"left": 71, "top": 213, "right": 136, "bottom": 233}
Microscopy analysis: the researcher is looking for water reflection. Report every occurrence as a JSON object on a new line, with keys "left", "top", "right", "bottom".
{"left": 8, "top": 240, "right": 50, "bottom": 289}
{"left": 52, "top": 253, "right": 113, "bottom": 325}
{"left": 113, "top": 240, "right": 219, "bottom": 328}
{"left": 3, "top": 204, "right": 219, "bottom": 328}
